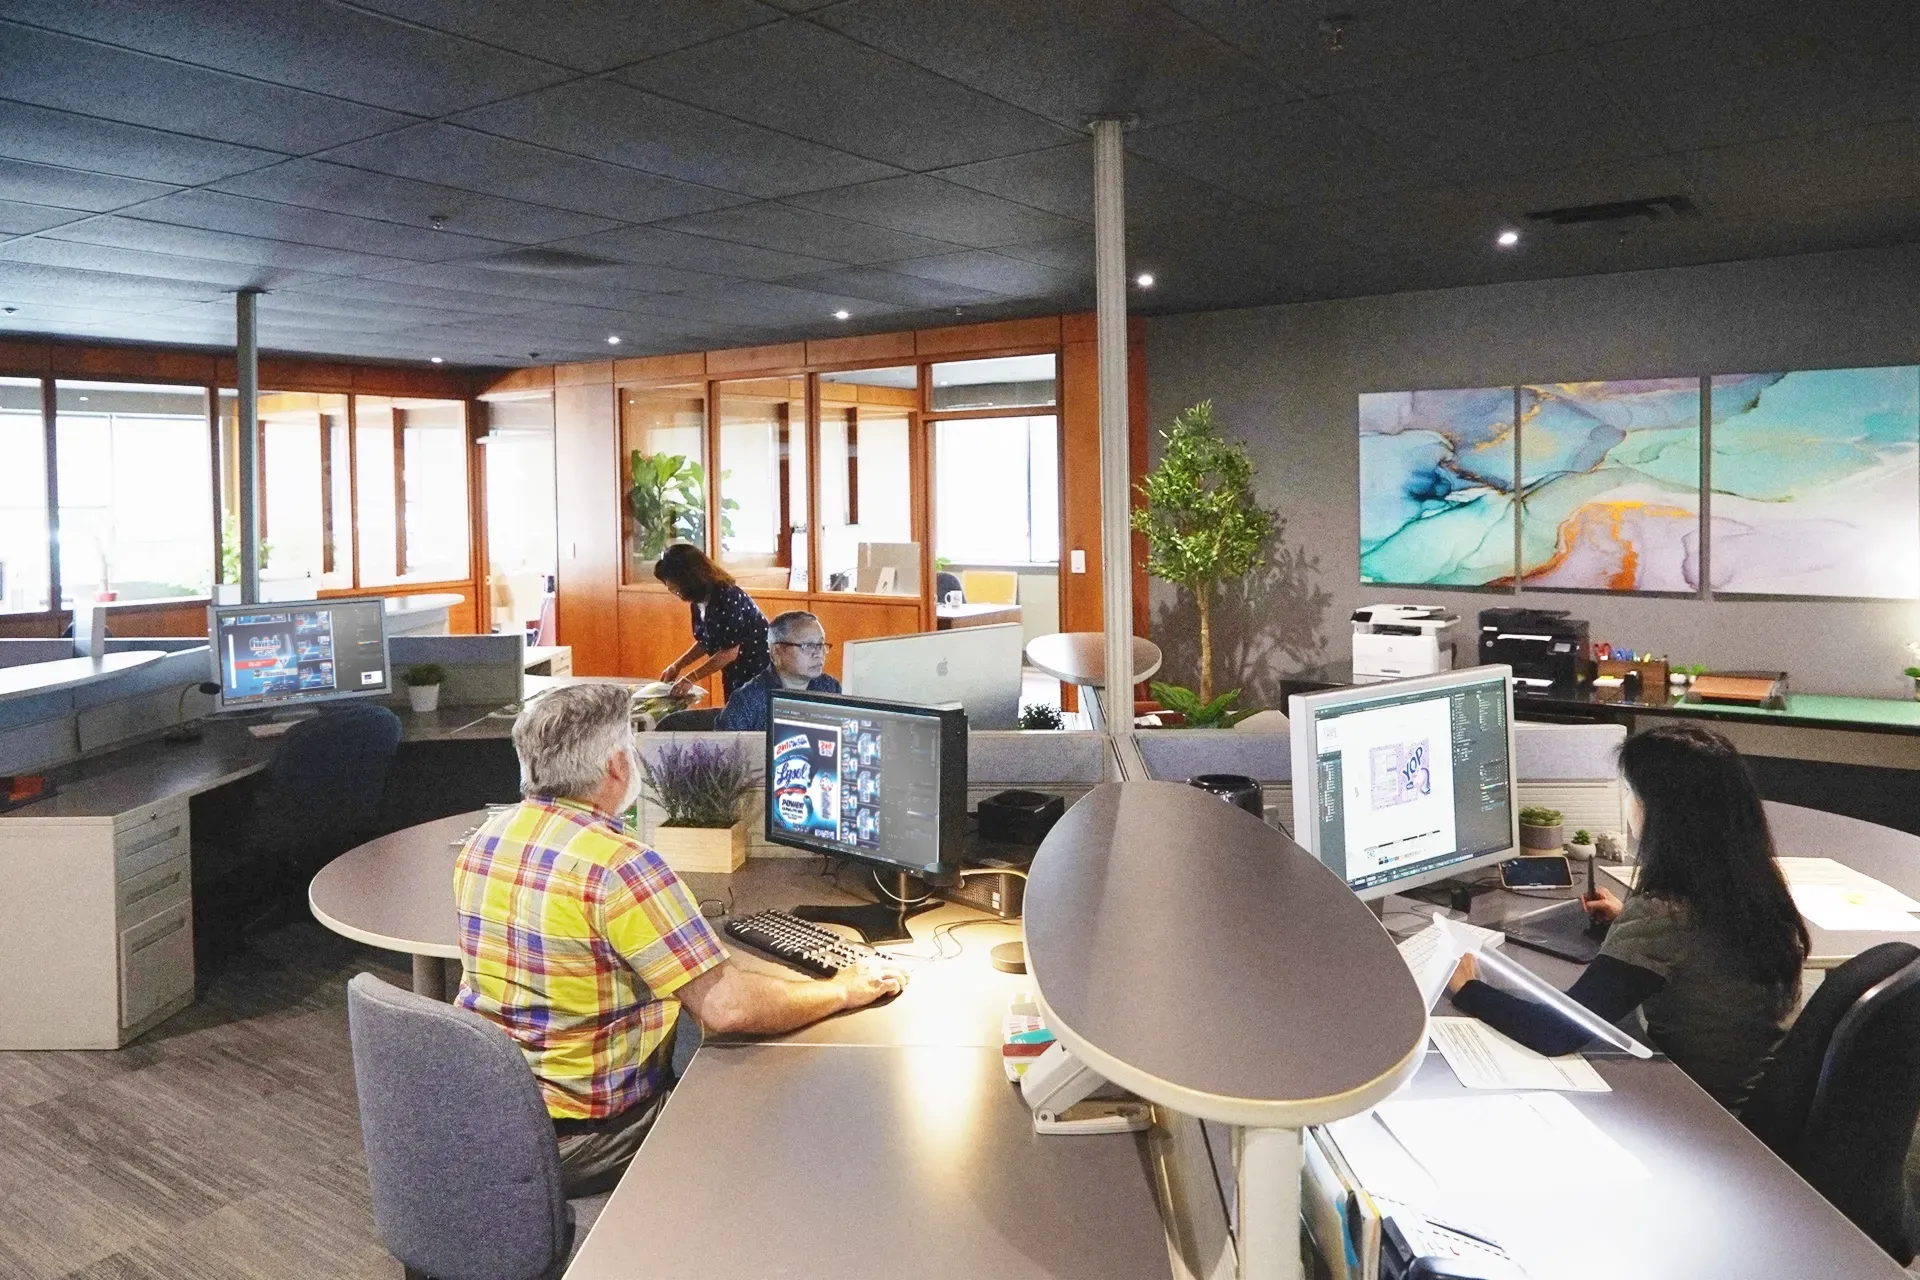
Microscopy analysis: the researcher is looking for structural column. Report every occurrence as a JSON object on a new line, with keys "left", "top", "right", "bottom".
{"left": 235, "top": 288, "right": 261, "bottom": 605}
{"left": 1090, "top": 119, "right": 1133, "bottom": 724}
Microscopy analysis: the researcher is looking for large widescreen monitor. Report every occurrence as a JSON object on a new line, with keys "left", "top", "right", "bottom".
{"left": 209, "top": 597, "right": 390, "bottom": 712}
{"left": 1288, "top": 665, "right": 1517, "bottom": 901}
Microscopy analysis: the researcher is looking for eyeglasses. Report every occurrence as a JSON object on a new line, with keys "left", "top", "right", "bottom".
{"left": 775, "top": 641, "right": 832, "bottom": 656}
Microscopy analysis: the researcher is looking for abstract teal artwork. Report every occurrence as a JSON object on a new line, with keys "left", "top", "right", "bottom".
{"left": 1710, "top": 366, "right": 1920, "bottom": 598}
{"left": 1518, "top": 379, "right": 1702, "bottom": 591}
{"left": 1359, "top": 387, "right": 1516, "bottom": 586}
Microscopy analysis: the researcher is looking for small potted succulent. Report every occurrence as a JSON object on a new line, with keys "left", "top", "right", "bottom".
{"left": 1905, "top": 644, "right": 1920, "bottom": 700}
{"left": 1518, "top": 805, "right": 1565, "bottom": 853}
{"left": 1565, "top": 828, "right": 1597, "bottom": 861}
{"left": 637, "top": 741, "right": 757, "bottom": 874}
{"left": 403, "top": 663, "right": 447, "bottom": 713}
{"left": 1019, "top": 703, "right": 1066, "bottom": 731}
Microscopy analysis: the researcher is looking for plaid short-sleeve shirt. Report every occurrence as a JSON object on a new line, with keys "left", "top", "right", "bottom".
{"left": 453, "top": 797, "right": 727, "bottom": 1120}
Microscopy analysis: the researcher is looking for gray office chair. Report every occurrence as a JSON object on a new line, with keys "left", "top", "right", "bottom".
{"left": 655, "top": 707, "right": 721, "bottom": 731}
{"left": 345, "top": 973, "right": 610, "bottom": 1280}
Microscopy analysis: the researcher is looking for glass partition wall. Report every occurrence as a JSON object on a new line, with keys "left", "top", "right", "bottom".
{"left": 716, "top": 377, "right": 809, "bottom": 591}
{"left": 818, "top": 367, "right": 916, "bottom": 596}
{"left": 0, "top": 379, "right": 50, "bottom": 613}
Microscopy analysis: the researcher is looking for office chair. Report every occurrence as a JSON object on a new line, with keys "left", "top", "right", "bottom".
{"left": 935, "top": 570, "right": 964, "bottom": 602}
{"left": 960, "top": 569, "right": 1017, "bottom": 604}
{"left": 655, "top": 707, "right": 722, "bottom": 731}
{"left": 346, "top": 973, "right": 608, "bottom": 1280}
{"left": 1742, "top": 942, "right": 1920, "bottom": 1262}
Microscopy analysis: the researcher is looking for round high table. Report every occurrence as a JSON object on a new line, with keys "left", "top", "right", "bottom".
{"left": 1022, "top": 632, "right": 1163, "bottom": 730}
{"left": 310, "top": 809, "right": 473, "bottom": 998}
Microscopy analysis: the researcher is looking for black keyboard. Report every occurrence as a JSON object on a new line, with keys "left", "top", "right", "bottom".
{"left": 723, "top": 909, "right": 875, "bottom": 977}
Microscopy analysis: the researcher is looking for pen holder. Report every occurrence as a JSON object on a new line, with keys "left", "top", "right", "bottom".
{"left": 1595, "top": 658, "right": 1669, "bottom": 704}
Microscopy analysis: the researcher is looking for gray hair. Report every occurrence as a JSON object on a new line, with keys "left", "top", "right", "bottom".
{"left": 512, "top": 682, "right": 633, "bottom": 800}
{"left": 767, "top": 610, "right": 822, "bottom": 645}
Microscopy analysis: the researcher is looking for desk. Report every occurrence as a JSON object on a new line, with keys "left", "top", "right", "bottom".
{"left": 1024, "top": 632, "right": 1164, "bottom": 730}
{"left": 937, "top": 601, "right": 1022, "bottom": 629}
{"left": 0, "top": 650, "right": 166, "bottom": 704}
{"left": 309, "top": 809, "right": 470, "bottom": 997}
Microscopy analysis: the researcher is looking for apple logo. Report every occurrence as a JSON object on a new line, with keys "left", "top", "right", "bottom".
{"left": 936, "top": 658, "right": 949, "bottom": 677}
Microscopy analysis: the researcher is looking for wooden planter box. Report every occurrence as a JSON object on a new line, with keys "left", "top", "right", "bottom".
{"left": 650, "top": 822, "right": 747, "bottom": 874}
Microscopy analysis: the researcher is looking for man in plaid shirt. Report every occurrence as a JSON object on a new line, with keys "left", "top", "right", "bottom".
{"left": 455, "top": 682, "right": 906, "bottom": 1195}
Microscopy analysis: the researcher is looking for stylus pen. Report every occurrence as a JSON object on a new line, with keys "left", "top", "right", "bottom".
{"left": 1587, "top": 850, "right": 1597, "bottom": 898}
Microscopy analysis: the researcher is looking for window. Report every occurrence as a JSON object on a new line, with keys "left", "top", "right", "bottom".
{"left": 934, "top": 415, "right": 1059, "bottom": 566}
{"left": 482, "top": 390, "right": 557, "bottom": 632}
{"left": 220, "top": 391, "right": 352, "bottom": 595}
{"left": 818, "top": 367, "right": 915, "bottom": 595}
{"left": 716, "top": 377, "right": 808, "bottom": 590}
{"left": 356, "top": 396, "right": 471, "bottom": 586}
{"left": 0, "top": 378, "right": 48, "bottom": 613}
{"left": 57, "top": 381, "right": 213, "bottom": 604}
{"left": 620, "top": 383, "right": 707, "bottom": 582}
{"left": 929, "top": 354, "right": 1056, "bottom": 412}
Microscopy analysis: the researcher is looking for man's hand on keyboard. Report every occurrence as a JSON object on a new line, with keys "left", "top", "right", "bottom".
{"left": 837, "top": 959, "right": 909, "bottom": 1010}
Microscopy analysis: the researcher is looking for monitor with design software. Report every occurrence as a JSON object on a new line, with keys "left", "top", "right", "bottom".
{"left": 1289, "top": 665, "right": 1517, "bottom": 901}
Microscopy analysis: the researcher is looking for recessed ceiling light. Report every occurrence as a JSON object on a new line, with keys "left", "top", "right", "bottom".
{"left": 430, "top": 356, "right": 444, "bottom": 364}
{"left": 1496, "top": 229, "right": 1520, "bottom": 248}
{"left": 1135, "top": 272, "right": 1155, "bottom": 288}
{"left": 833, "top": 309, "right": 850, "bottom": 320}
{"left": 606, "top": 335, "right": 621, "bottom": 345}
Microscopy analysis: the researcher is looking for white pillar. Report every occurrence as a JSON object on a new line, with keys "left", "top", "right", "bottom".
{"left": 235, "top": 288, "right": 261, "bottom": 605}
{"left": 1235, "top": 1125, "right": 1304, "bottom": 1280}
{"left": 1090, "top": 119, "right": 1133, "bottom": 726}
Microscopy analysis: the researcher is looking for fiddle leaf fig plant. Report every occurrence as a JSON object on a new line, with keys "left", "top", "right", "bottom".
{"left": 626, "top": 451, "right": 709, "bottom": 562}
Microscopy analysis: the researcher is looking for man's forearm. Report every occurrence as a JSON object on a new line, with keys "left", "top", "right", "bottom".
{"left": 691, "top": 965, "right": 848, "bottom": 1036}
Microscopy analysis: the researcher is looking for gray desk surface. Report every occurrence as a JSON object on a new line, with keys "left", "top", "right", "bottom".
{"left": 0, "top": 650, "right": 166, "bottom": 704}
{"left": 562, "top": 1044, "right": 1170, "bottom": 1280}
{"left": 1023, "top": 632, "right": 1163, "bottom": 687}
{"left": 308, "top": 809, "right": 473, "bottom": 960}
{"left": 1026, "top": 781, "right": 1426, "bottom": 1125}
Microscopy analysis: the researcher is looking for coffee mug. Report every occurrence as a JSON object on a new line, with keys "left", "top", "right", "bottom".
{"left": 944, "top": 590, "right": 964, "bottom": 605}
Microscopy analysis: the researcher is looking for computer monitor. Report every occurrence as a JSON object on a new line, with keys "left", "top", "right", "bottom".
{"left": 840, "top": 623, "right": 1022, "bottom": 730}
{"left": 765, "top": 688, "right": 966, "bottom": 943}
{"left": 1288, "top": 665, "right": 1517, "bottom": 901}
{"left": 208, "top": 597, "right": 391, "bottom": 712}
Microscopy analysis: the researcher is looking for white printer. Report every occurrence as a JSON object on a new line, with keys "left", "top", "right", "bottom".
{"left": 1351, "top": 604, "right": 1459, "bottom": 682}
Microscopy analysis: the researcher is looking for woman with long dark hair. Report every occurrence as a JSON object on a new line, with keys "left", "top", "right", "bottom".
{"left": 653, "top": 544, "right": 772, "bottom": 702}
{"left": 1448, "top": 723, "right": 1809, "bottom": 1111}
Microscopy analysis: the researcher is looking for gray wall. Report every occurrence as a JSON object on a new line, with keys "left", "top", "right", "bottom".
{"left": 1145, "top": 243, "right": 1920, "bottom": 703}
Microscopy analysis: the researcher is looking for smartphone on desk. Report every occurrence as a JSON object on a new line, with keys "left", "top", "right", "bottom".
{"left": 1498, "top": 855, "right": 1573, "bottom": 891}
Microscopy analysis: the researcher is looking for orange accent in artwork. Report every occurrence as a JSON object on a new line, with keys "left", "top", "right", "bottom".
{"left": 1526, "top": 500, "right": 1692, "bottom": 589}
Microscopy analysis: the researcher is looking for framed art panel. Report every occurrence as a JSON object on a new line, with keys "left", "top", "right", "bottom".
{"left": 1358, "top": 386, "right": 1517, "bottom": 586}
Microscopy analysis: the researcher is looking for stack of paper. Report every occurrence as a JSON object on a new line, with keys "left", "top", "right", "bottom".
{"left": 1428, "top": 1017, "right": 1608, "bottom": 1092}
{"left": 1778, "top": 857, "right": 1920, "bottom": 933}
{"left": 1375, "top": 1092, "right": 1650, "bottom": 1193}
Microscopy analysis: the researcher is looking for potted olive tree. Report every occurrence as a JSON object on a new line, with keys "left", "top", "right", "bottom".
{"left": 403, "top": 663, "right": 447, "bottom": 713}
{"left": 1518, "top": 805, "right": 1565, "bottom": 852}
{"left": 637, "top": 741, "right": 757, "bottom": 874}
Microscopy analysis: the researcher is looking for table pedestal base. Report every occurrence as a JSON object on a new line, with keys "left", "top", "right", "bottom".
{"left": 1235, "top": 1124, "right": 1303, "bottom": 1280}
{"left": 411, "top": 955, "right": 459, "bottom": 1000}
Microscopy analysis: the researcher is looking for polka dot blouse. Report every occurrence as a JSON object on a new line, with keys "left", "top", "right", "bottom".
{"left": 691, "top": 583, "right": 771, "bottom": 698}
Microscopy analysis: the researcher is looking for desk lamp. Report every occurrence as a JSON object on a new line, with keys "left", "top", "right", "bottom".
{"left": 164, "top": 682, "right": 222, "bottom": 743}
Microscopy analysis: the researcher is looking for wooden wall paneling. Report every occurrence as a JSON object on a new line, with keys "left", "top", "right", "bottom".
{"left": 555, "top": 361, "right": 614, "bottom": 388}
{"left": 97, "top": 598, "right": 210, "bottom": 638}
{"left": 1058, "top": 333, "right": 1102, "bottom": 638}
{"left": 915, "top": 316, "right": 1062, "bottom": 359}
{"left": 0, "top": 338, "right": 52, "bottom": 376}
{"left": 806, "top": 331, "right": 915, "bottom": 367}
{"left": 476, "top": 366, "right": 554, "bottom": 397}
{"left": 1127, "top": 326, "right": 1150, "bottom": 640}
{"left": 0, "top": 613, "right": 64, "bottom": 638}
{"left": 618, "top": 588, "right": 691, "bottom": 682}
{"left": 465, "top": 396, "right": 488, "bottom": 633}
{"left": 613, "top": 351, "right": 705, "bottom": 383}
{"left": 807, "top": 595, "right": 925, "bottom": 683}
{"left": 708, "top": 342, "right": 808, "bottom": 375}
{"left": 804, "top": 375, "right": 822, "bottom": 597}
{"left": 553, "top": 380, "right": 621, "bottom": 674}
{"left": 55, "top": 344, "right": 219, "bottom": 385}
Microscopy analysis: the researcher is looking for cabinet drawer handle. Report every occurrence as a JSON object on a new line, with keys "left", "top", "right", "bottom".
{"left": 130, "top": 915, "right": 186, "bottom": 954}
{"left": 125, "top": 871, "right": 183, "bottom": 908}
{"left": 121, "top": 825, "right": 183, "bottom": 857}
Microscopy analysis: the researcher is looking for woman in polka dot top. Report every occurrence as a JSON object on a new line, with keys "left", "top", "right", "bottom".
{"left": 654, "top": 543, "right": 772, "bottom": 701}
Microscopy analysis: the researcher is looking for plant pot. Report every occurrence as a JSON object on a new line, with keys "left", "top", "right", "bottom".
{"left": 650, "top": 822, "right": 747, "bottom": 875}
{"left": 1566, "top": 841, "right": 1596, "bottom": 862}
{"left": 407, "top": 683, "right": 442, "bottom": 713}
{"left": 1911, "top": 677, "right": 1920, "bottom": 703}
{"left": 1519, "top": 821, "right": 1564, "bottom": 852}
{"left": 213, "top": 583, "right": 241, "bottom": 605}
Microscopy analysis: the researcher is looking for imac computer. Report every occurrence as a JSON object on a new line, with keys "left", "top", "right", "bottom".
{"left": 1288, "top": 665, "right": 1517, "bottom": 901}
{"left": 208, "top": 597, "right": 391, "bottom": 713}
{"left": 765, "top": 688, "right": 966, "bottom": 943}
{"left": 839, "top": 623, "right": 1023, "bottom": 730}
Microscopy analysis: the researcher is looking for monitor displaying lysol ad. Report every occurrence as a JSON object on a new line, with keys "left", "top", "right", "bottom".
{"left": 766, "top": 694, "right": 946, "bottom": 877}
{"left": 212, "top": 598, "right": 388, "bottom": 709}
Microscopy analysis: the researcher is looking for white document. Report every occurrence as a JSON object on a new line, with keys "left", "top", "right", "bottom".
{"left": 1789, "top": 883, "right": 1920, "bottom": 933}
{"left": 1777, "top": 857, "right": 1920, "bottom": 907}
{"left": 1376, "top": 1092, "right": 1650, "bottom": 1193}
{"left": 1428, "top": 1017, "right": 1609, "bottom": 1092}
{"left": 1398, "top": 916, "right": 1504, "bottom": 1010}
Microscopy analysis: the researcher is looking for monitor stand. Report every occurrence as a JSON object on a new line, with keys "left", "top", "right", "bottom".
{"left": 793, "top": 869, "right": 938, "bottom": 945}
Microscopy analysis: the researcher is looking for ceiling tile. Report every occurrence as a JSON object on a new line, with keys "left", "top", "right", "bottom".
{"left": 1684, "top": 122, "right": 1920, "bottom": 220}
{"left": 455, "top": 79, "right": 903, "bottom": 198}
{"left": 674, "top": 279, "right": 905, "bottom": 323}
{"left": 935, "top": 143, "right": 1223, "bottom": 227}
{"left": 0, "top": 21, "right": 411, "bottom": 153}
{"left": 1128, "top": 98, "right": 1428, "bottom": 208}
{"left": 0, "top": 235, "right": 324, "bottom": 292}
{"left": 1552, "top": 0, "right": 1813, "bottom": 45}
{"left": 777, "top": 266, "right": 1003, "bottom": 308}
{"left": 1163, "top": 0, "right": 1581, "bottom": 96}
{"left": 268, "top": 274, "right": 558, "bottom": 317}
{"left": 814, "top": 0, "right": 1286, "bottom": 127}
{"left": 0, "top": 0, "right": 568, "bottom": 115}
{"left": 130, "top": 189, "right": 512, "bottom": 261}
{"left": 317, "top": 125, "right": 748, "bottom": 223}
{"left": 0, "top": 101, "right": 280, "bottom": 185}
{"left": 209, "top": 159, "right": 619, "bottom": 244}
{"left": 546, "top": 224, "right": 838, "bottom": 281}
{"left": 0, "top": 258, "right": 248, "bottom": 305}
{"left": 784, "top": 175, "right": 1085, "bottom": 248}
{"left": 365, "top": 261, "right": 682, "bottom": 313}
{"left": 889, "top": 249, "right": 1088, "bottom": 297}
{"left": 1454, "top": 155, "right": 1697, "bottom": 230}
{"left": 992, "top": 231, "right": 1093, "bottom": 272}
{"left": 657, "top": 202, "right": 964, "bottom": 264}
{"left": 1334, "top": 51, "right": 1663, "bottom": 185}
{"left": 43, "top": 215, "right": 404, "bottom": 276}
{"left": 618, "top": 20, "right": 1075, "bottom": 170}
{"left": 348, "top": 0, "right": 782, "bottom": 73}
{"left": 0, "top": 200, "right": 88, "bottom": 236}
{"left": 0, "top": 157, "right": 177, "bottom": 212}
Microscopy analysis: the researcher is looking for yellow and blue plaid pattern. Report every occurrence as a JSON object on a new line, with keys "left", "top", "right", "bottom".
{"left": 453, "top": 797, "right": 726, "bottom": 1120}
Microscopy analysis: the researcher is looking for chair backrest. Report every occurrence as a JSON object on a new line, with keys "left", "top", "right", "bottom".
{"left": 250, "top": 703, "right": 402, "bottom": 860}
{"left": 346, "top": 973, "right": 571, "bottom": 1280}
{"left": 961, "top": 569, "right": 1018, "bottom": 604}
{"left": 656, "top": 707, "right": 722, "bottom": 731}
{"left": 935, "top": 571, "right": 964, "bottom": 601}
{"left": 1798, "top": 952, "right": 1920, "bottom": 1262}
{"left": 1743, "top": 941, "right": 1920, "bottom": 1160}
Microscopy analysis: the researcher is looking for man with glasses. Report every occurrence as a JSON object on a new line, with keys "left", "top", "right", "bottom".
{"left": 715, "top": 610, "right": 840, "bottom": 732}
